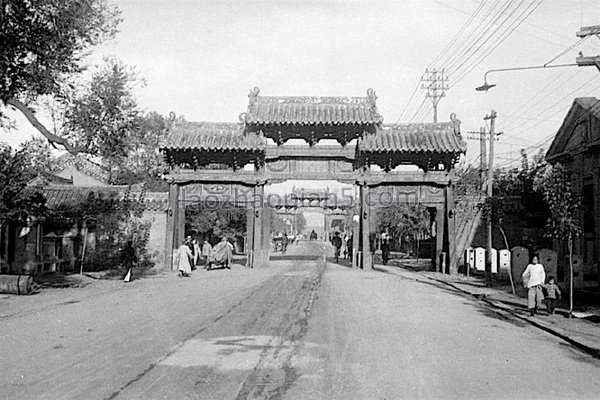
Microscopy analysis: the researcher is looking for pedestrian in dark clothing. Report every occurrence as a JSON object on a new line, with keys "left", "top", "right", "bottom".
{"left": 347, "top": 234, "right": 353, "bottom": 262}
{"left": 121, "top": 240, "right": 137, "bottom": 282}
{"left": 544, "top": 276, "right": 562, "bottom": 315}
{"left": 332, "top": 232, "right": 342, "bottom": 262}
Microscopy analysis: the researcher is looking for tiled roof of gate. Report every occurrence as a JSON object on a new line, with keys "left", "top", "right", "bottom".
{"left": 161, "top": 121, "right": 266, "bottom": 151}
{"left": 244, "top": 88, "right": 383, "bottom": 125}
{"left": 359, "top": 123, "right": 467, "bottom": 154}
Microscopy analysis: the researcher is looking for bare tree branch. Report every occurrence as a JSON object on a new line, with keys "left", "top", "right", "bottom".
{"left": 6, "top": 98, "right": 79, "bottom": 154}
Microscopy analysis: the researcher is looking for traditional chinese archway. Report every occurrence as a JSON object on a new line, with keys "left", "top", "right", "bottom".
{"left": 160, "top": 88, "right": 466, "bottom": 272}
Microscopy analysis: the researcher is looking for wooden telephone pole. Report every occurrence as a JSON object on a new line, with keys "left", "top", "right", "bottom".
{"left": 484, "top": 110, "right": 497, "bottom": 286}
{"left": 576, "top": 25, "right": 600, "bottom": 71}
{"left": 421, "top": 68, "right": 449, "bottom": 123}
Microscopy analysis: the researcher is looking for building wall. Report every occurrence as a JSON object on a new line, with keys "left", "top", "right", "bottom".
{"left": 54, "top": 167, "right": 107, "bottom": 187}
{"left": 141, "top": 208, "right": 167, "bottom": 268}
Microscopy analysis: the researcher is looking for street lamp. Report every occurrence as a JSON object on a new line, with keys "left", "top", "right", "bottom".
{"left": 475, "top": 63, "right": 578, "bottom": 92}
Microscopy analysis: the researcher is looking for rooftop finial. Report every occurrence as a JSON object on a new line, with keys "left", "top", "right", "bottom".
{"left": 249, "top": 86, "right": 260, "bottom": 100}
{"left": 450, "top": 113, "right": 461, "bottom": 134}
{"left": 367, "top": 88, "right": 377, "bottom": 101}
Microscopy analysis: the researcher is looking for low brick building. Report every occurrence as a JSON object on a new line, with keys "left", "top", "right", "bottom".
{"left": 546, "top": 97, "right": 600, "bottom": 287}
{"left": 0, "top": 155, "right": 167, "bottom": 274}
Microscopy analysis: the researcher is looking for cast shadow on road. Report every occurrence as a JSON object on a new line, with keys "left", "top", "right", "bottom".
{"left": 270, "top": 255, "right": 321, "bottom": 261}
{"left": 324, "top": 257, "right": 353, "bottom": 268}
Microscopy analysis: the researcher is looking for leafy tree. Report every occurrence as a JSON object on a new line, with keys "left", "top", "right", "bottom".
{"left": 0, "top": 144, "right": 46, "bottom": 225}
{"left": 19, "top": 135, "right": 57, "bottom": 174}
{"left": 186, "top": 205, "right": 247, "bottom": 244}
{"left": 113, "top": 111, "right": 169, "bottom": 190}
{"left": 1, "top": 0, "right": 121, "bottom": 152}
{"left": 64, "top": 58, "right": 142, "bottom": 180}
{"left": 534, "top": 163, "right": 582, "bottom": 316}
{"left": 378, "top": 204, "right": 430, "bottom": 258}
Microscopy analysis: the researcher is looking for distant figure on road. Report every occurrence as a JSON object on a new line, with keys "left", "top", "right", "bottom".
{"left": 522, "top": 255, "right": 546, "bottom": 316}
{"left": 347, "top": 233, "right": 353, "bottom": 262}
{"left": 121, "top": 240, "right": 137, "bottom": 282}
{"left": 192, "top": 239, "right": 201, "bottom": 270}
{"left": 282, "top": 233, "right": 288, "bottom": 254}
{"left": 544, "top": 276, "right": 562, "bottom": 315}
{"left": 380, "top": 229, "right": 391, "bottom": 265}
{"left": 310, "top": 230, "right": 317, "bottom": 240}
{"left": 177, "top": 240, "right": 193, "bottom": 277}
{"left": 201, "top": 239, "right": 212, "bottom": 267}
{"left": 332, "top": 232, "right": 342, "bottom": 262}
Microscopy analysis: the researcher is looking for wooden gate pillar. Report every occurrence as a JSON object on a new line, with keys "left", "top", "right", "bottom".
{"left": 164, "top": 183, "right": 180, "bottom": 271}
{"left": 446, "top": 184, "right": 457, "bottom": 275}
{"left": 251, "top": 184, "right": 266, "bottom": 267}
{"left": 360, "top": 184, "right": 373, "bottom": 270}
{"left": 435, "top": 202, "right": 447, "bottom": 273}
{"left": 246, "top": 207, "right": 254, "bottom": 267}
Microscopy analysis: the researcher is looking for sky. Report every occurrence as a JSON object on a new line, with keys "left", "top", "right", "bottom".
{"left": 2, "top": 0, "right": 600, "bottom": 172}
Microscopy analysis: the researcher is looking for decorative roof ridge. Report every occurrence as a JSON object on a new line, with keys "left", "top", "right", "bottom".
{"left": 380, "top": 113, "right": 461, "bottom": 135}
{"left": 171, "top": 121, "right": 242, "bottom": 129}
{"left": 247, "top": 87, "right": 378, "bottom": 106}
{"left": 39, "top": 185, "right": 131, "bottom": 191}
{"left": 381, "top": 122, "right": 454, "bottom": 129}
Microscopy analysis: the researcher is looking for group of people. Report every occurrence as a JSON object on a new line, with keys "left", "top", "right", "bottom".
{"left": 176, "top": 236, "right": 232, "bottom": 277}
{"left": 330, "top": 231, "right": 353, "bottom": 262}
{"left": 522, "top": 255, "right": 562, "bottom": 316}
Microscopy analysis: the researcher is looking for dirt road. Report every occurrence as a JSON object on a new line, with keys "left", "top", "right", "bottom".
{"left": 2, "top": 240, "right": 600, "bottom": 399}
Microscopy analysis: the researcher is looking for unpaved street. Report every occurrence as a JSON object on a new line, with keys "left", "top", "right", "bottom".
{"left": 1, "top": 241, "right": 600, "bottom": 399}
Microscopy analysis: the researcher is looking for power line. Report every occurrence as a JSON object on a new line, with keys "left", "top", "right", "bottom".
{"left": 501, "top": 74, "right": 599, "bottom": 136}
{"left": 428, "top": 0, "right": 489, "bottom": 69}
{"left": 445, "top": 0, "right": 522, "bottom": 73}
{"left": 452, "top": 0, "right": 545, "bottom": 85}
{"left": 494, "top": 97, "right": 600, "bottom": 169}
{"left": 396, "top": 80, "right": 422, "bottom": 122}
{"left": 399, "top": 1, "right": 501, "bottom": 121}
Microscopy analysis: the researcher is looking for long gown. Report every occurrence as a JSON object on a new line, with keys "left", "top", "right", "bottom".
{"left": 177, "top": 244, "right": 193, "bottom": 274}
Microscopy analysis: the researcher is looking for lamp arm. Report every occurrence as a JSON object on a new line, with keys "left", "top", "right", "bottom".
{"left": 483, "top": 63, "right": 577, "bottom": 83}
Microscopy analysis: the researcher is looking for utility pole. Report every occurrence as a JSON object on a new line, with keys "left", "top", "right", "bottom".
{"left": 479, "top": 127, "right": 488, "bottom": 188}
{"left": 421, "top": 68, "right": 449, "bottom": 123}
{"left": 466, "top": 127, "right": 488, "bottom": 189}
{"left": 484, "top": 110, "right": 497, "bottom": 287}
{"left": 576, "top": 25, "right": 600, "bottom": 71}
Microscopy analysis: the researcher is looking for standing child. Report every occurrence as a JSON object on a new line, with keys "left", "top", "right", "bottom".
{"left": 544, "top": 276, "right": 562, "bottom": 315}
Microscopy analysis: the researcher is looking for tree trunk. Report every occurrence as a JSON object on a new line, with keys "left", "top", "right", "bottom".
{"left": 6, "top": 98, "right": 79, "bottom": 154}
{"left": 568, "top": 233, "right": 574, "bottom": 318}
{"left": 498, "top": 224, "right": 515, "bottom": 296}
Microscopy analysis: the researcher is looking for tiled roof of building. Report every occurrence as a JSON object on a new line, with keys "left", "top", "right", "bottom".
{"left": 358, "top": 122, "right": 467, "bottom": 154}
{"left": 37, "top": 186, "right": 167, "bottom": 211}
{"left": 39, "top": 186, "right": 123, "bottom": 209}
{"left": 243, "top": 87, "right": 383, "bottom": 126}
{"left": 547, "top": 97, "right": 600, "bottom": 161}
{"left": 54, "top": 153, "right": 111, "bottom": 184}
{"left": 28, "top": 171, "right": 74, "bottom": 187}
{"left": 161, "top": 121, "right": 266, "bottom": 151}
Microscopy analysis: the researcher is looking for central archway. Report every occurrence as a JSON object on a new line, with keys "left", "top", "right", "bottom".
{"left": 160, "top": 88, "right": 466, "bottom": 272}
